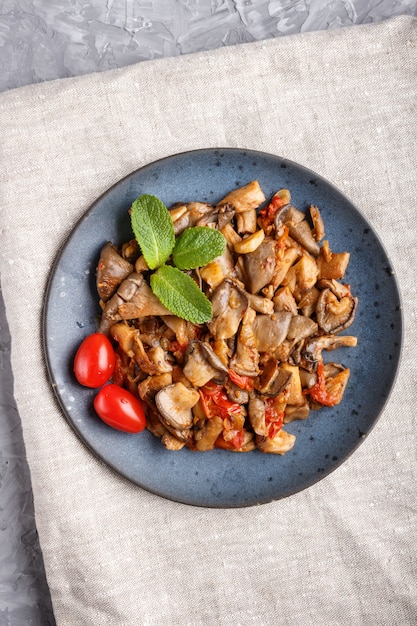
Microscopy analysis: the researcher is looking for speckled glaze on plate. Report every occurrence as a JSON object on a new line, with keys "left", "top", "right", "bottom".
{"left": 43, "top": 149, "right": 402, "bottom": 508}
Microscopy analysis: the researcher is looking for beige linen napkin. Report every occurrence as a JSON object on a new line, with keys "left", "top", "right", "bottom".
{"left": 1, "top": 15, "right": 416, "bottom": 625}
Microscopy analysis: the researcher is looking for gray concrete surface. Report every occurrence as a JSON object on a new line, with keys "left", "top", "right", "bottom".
{"left": 1, "top": 1, "right": 416, "bottom": 624}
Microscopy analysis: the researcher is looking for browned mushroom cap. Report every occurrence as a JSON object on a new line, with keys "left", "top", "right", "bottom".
{"left": 316, "top": 288, "right": 358, "bottom": 333}
{"left": 252, "top": 312, "right": 292, "bottom": 352}
{"left": 256, "top": 430, "right": 296, "bottom": 454}
{"left": 96, "top": 242, "right": 133, "bottom": 302}
{"left": 155, "top": 382, "right": 200, "bottom": 431}
{"left": 302, "top": 334, "right": 358, "bottom": 371}
{"left": 243, "top": 239, "right": 277, "bottom": 294}
{"left": 183, "top": 340, "right": 228, "bottom": 387}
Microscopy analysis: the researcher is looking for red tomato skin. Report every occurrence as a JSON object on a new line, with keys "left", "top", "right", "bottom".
{"left": 74, "top": 333, "right": 116, "bottom": 388}
{"left": 93, "top": 384, "right": 146, "bottom": 433}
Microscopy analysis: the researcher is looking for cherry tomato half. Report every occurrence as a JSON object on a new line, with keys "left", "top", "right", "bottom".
{"left": 74, "top": 333, "right": 116, "bottom": 388}
{"left": 93, "top": 384, "right": 146, "bottom": 433}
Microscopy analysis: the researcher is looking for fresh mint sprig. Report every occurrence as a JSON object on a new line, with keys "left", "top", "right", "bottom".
{"left": 130, "top": 195, "right": 226, "bottom": 324}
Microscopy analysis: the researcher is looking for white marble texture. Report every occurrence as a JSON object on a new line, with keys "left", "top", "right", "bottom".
{"left": 0, "top": 1, "right": 416, "bottom": 624}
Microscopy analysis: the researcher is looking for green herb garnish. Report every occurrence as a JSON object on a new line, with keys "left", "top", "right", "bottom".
{"left": 173, "top": 226, "right": 226, "bottom": 270}
{"left": 130, "top": 195, "right": 226, "bottom": 323}
{"left": 131, "top": 195, "right": 175, "bottom": 270}
{"left": 151, "top": 265, "right": 213, "bottom": 324}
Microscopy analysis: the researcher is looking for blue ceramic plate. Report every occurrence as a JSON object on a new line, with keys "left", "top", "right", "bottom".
{"left": 43, "top": 149, "right": 402, "bottom": 507}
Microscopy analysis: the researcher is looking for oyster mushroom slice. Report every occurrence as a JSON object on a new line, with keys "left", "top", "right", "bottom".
{"left": 252, "top": 312, "right": 292, "bottom": 353}
{"left": 243, "top": 238, "right": 277, "bottom": 294}
{"left": 118, "top": 280, "right": 171, "bottom": 319}
{"left": 287, "top": 219, "right": 320, "bottom": 257}
{"left": 256, "top": 430, "right": 296, "bottom": 455}
{"left": 316, "top": 287, "right": 358, "bottom": 333}
{"left": 208, "top": 279, "right": 248, "bottom": 340}
{"left": 229, "top": 308, "right": 260, "bottom": 377}
{"left": 302, "top": 334, "right": 358, "bottom": 371}
{"left": 248, "top": 392, "right": 268, "bottom": 436}
{"left": 98, "top": 272, "right": 144, "bottom": 334}
{"left": 96, "top": 242, "right": 133, "bottom": 302}
{"left": 287, "top": 314, "right": 318, "bottom": 343}
{"left": 217, "top": 180, "right": 266, "bottom": 213}
{"left": 155, "top": 382, "right": 200, "bottom": 431}
{"left": 183, "top": 340, "right": 228, "bottom": 387}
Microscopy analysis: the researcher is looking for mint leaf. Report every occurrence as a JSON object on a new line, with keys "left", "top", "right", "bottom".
{"left": 130, "top": 195, "right": 175, "bottom": 270}
{"left": 150, "top": 265, "right": 212, "bottom": 323}
{"left": 172, "top": 227, "right": 227, "bottom": 270}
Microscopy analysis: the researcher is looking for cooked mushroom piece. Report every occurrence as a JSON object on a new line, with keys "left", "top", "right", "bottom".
{"left": 246, "top": 293, "right": 274, "bottom": 314}
{"left": 243, "top": 238, "right": 277, "bottom": 294}
{"left": 310, "top": 205, "right": 325, "bottom": 241}
{"left": 256, "top": 430, "right": 296, "bottom": 454}
{"left": 229, "top": 308, "right": 260, "bottom": 377}
{"left": 317, "top": 243, "right": 350, "bottom": 280}
{"left": 316, "top": 287, "right": 358, "bottom": 333}
{"left": 137, "top": 372, "right": 173, "bottom": 402}
{"left": 223, "top": 380, "right": 250, "bottom": 405}
{"left": 155, "top": 382, "right": 200, "bottom": 431}
{"left": 273, "top": 203, "right": 292, "bottom": 231}
{"left": 280, "top": 363, "right": 304, "bottom": 405}
{"left": 98, "top": 272, "right": 144, "bottom": 334}
{"left": 284, "top": 402, "right": 310, "bottom": 423}
{"left": 322, "top": 363, "right": 351, "bottom": 406}
{"left": 236, "top": 209, "right": 257, "bottom": 234}
{"left": 119, "top": 280, "right": 172, "bottom": 319}
{"left": 302, "top": 334, "right": 358, "bottom": 371}
{"left": 194, "top": 415, "right": 225, "bottom": 452}
{"left": 208, "top": 279, "right": 248, "bottom": 340}
{"left": 217, "top": 180, "right": 266, "bottom": 213}
{"left": 161, "top": 431, "right": 186, "bottom": 451}
{"left": 96, "top": 242, "right": 134, "bottom": 302}
{"left": 286, "top": 315, "right": 318, "bottom": 343}
{"left": 256, "top": 359, "right": 293, "bottom": 396}
{"left": 183, "top": 340, "right": 228, "bottom": 387}
{"left": 248, "top": 392, "right": 268, "bottom": 436}
{"left": 170, "top": 202, "right": 215, "bottom": 235}
{"left": 273, "top": 286, "right": 298, "bottom": 315}
{"left": 200, "top": 247, "right": 235, "bottom": 290}
{"left": 287, "top": 219, "right": 320, "bottom": 257}
{"left": 217, "top": 203, "right": 236, "bottom": 229}
{"left": 252, "top": 312, "right": 292, "bottom": 353}
{"left": 297, "top": 286, "right": 320, "bottom": 317}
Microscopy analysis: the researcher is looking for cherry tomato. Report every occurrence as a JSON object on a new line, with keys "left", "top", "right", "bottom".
{"left": 74, "top": 333, "right": 116, "bottom": 388}
{"left": 93, "top": 384, "right": 146, "bottom": 433}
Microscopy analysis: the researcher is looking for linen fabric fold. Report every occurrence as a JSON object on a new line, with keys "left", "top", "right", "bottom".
{"left": 1, "top": 16, "right": 416, "bottom": 626}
